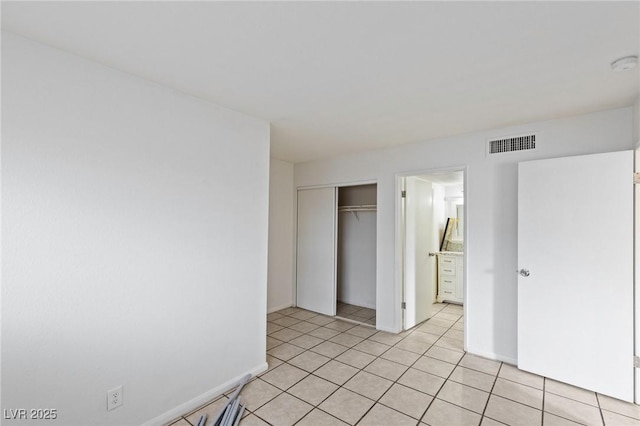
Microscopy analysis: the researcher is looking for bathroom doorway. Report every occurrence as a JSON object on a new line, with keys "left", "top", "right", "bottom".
{"left": 398, "top": 169, "right": 465, "bottom": 347}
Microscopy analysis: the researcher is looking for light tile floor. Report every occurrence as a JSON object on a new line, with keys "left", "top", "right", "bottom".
{"left": 336, "top": 302, "right": 376, "bottom": 326}
{"left": 169, "top": 303, "right": 640, "bottom": 426}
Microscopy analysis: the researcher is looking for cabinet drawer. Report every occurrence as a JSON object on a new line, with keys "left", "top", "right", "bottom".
{"left": 439, "top": 256, "right": 456, "bottom": 267}
{"left": 439, "top": 275, "right": 456, "bottom": 293}
{"left": 439, "top": 289, "right": 455, "bottom": 298}
{"left": 439, "top": 263, "right": 456, "bottom": 275}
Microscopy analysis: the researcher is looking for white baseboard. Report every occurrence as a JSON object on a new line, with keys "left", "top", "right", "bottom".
{"left": 142, "top": 362, "right": 268, "bottom": 426}
{"left": 267, "top": 303, "right": 293, "bottom": 313}
{"left": 466, "top": 348, "right": 517, "bottom": 365}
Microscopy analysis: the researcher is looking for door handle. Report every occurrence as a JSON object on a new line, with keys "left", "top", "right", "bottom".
{"left": 519, "top": 269, "right": 531, "bottom": 277}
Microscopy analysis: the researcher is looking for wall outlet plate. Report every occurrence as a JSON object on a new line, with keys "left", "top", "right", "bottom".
{"left": 107, "top": 385, "right": 123, "bottom": 411}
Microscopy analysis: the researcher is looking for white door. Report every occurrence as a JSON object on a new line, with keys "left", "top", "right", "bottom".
{"left": 404, "top": 177, "right": 437, "bottom": 329}
{"left": 518, "top": 150, "right": 633, "bottom": 401}
{"left": 296, "top": 187, "right": 337, "bottom": 316}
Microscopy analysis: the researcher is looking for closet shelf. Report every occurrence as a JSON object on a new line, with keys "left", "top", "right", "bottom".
{"left": 338, "top": 204, "right": 377, "bottom": 212}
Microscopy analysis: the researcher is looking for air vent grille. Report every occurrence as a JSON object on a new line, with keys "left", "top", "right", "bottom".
{"left": 488, "top": 134, "right": 536, "bottom": 154}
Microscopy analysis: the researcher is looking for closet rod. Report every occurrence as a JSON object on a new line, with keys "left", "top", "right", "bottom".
{"left": 338, "top": 205, "right": 377, "bottom": 212}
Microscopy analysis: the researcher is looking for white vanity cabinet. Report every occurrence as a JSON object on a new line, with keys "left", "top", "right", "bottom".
{"left": 436, "top": 252, "right": 463, "bottom": 304}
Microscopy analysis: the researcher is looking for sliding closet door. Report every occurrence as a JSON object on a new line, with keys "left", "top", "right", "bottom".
{"left": 296, "top": 187, "right": 337, "bottom": 316}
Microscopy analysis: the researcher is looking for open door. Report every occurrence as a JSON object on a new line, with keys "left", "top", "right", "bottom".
{"left": 404, "top": 177, "right": 437, "bottom": 329}
{"left": 296, "top": 187, "right": 337, "bottom": 316}
{"left": 518, "top": 150, "right": 633, "bottom": 401}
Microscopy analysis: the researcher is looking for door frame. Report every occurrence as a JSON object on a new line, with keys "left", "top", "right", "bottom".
{"left": 394, "top": 166, "right": 468, "bottom": 345}
{"left": 635, "top": 147, "right": 639, "bottom": 404}
{"left": 293, "top": 179, "right": 378, "bottom": 316}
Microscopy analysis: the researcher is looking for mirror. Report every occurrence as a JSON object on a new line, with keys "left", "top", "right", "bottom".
{"left": 440, "top": 203, "right": 464, "bottom": 252}
{"left": 455, "top": 204, "right": 464, "bottom": 240}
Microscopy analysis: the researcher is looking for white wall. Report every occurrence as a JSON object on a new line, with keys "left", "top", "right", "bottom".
{"left": 295, "top": 106, "right": 633, "bottom": 362}
{"left": 2, "top": 33, "right": 270, "bottom": 425}
{"left": 267, "top": 158, "right": 294, "bottom": 312}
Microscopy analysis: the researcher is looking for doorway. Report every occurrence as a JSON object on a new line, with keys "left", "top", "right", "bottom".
{"left": 399, "top": 169, "right": 465, "bottom": 337}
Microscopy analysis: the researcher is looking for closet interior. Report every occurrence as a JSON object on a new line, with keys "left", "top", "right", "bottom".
{"left": 336, "top": 184, "right": 377, "bottom": 326}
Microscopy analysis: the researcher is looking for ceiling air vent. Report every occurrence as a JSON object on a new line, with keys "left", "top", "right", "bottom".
{"left": 488, "top": 133, "right": 537, "bottom": 155}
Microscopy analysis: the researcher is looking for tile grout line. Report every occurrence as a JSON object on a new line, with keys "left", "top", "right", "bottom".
{"left": 252, "top": 351, "right": 348, "bottom": 424}
{"left": 479, "top": 360, "right": 505, "bottom": 426}
{"left": 416, "top": 313, "right": 471, "bottom": 425}
{"left": 231, "top": 325, "right": 332, "bottom": 425}
{"left": 542, "top": 389, "right": 607, "bottom": 424}
{"left": 187, "top": 305, "right": 637, "bottom": 426}
{"left": 294, "top": 314, "right": 406, "bottom": 425}
{"left": 286, "top": 343, "right": 393, "bottom": 426}
{"left": 541, "top": 384, "right": 603, "bottom": 410}
{"left": 263, "top": 307, "right": 375, "bottom": 424}
{"left": 266, "top": 315, "right": 396, "bottom": 425}
{"left": 187, "top": 305, "right": 466, "bottom": 426}
{"left": 595, "top": 392, "right": 605, "bottom": 426}
{"left": 190, "top": 304, "right": 446, "bottom": 425}
{"left": 253, "top": 365, "right": 340, "bottom": 425}
{"left": 291, "top": 303, "right": 463, "bottom": 425}
{"left": 350, "top": 303, "right": 465, "bottom": 425}
{"left": 541, "top": 377, "right": 546, "bottom": 426}
{"left": 483, "top": 376, "right": 551, "bottom": 423}
{"left": 267, "top": 305, "right": 475, "bottom": 425}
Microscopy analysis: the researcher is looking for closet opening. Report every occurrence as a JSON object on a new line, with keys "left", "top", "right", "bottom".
{"left": 399, "top": 170, "right": 465, "bottom": 344}
{"left": 335, "top": 184, "right": 377, "bottom": 327}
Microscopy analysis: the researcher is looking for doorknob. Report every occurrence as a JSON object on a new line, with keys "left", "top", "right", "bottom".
{"left": 519, "top": 269, "right": 531, "bottom": 277}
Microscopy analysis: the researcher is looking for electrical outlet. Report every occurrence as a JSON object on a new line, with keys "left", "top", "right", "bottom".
{"left": 107, "top": 385, "right": 123, "bottom": 411}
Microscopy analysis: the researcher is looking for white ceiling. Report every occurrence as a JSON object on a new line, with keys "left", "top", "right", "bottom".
{"left": 2, "top": 1, "right": 638, "bottom": 163}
